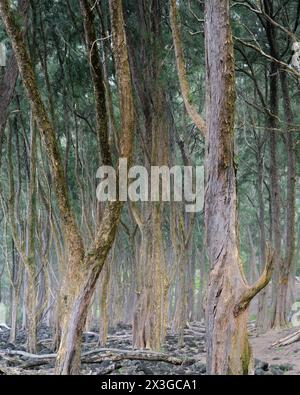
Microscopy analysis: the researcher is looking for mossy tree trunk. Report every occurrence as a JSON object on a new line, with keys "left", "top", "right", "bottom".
{"left": 0, "top": 0, "right": 134, "bottom": 374}
{"left": 204, "top": 0, "right": 273, "bottom": 375}
{"left": 128, "top": 1, "right": 169, "bottom": 351}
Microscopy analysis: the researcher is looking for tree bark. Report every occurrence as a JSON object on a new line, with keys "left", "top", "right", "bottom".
{"left": 256, "top": 139, "right": 269, "bottom": 333}
{"left": 129, "top": 1, "right": 169, "bottom": 351}
{"left": 204, "top": 0, "right": 273, "bottom": 375}
{"left": 272, "top": 70, "right": 296, "bottom": 327}
{"left": 268, "top": 63, "right": 283, "bottom": 328}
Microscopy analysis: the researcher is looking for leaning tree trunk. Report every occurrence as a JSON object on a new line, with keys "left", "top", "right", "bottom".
{"left": 54, "top": 0, "right": 134, "bottom": 374}
{"left": 204, "top": 0, "right": 273, "bottom": 375}
{"left": 0, "top": 0, "right": 134, "bottom": 374}
{"left": 0, "top": 0, "right": 29, "bottom": 166}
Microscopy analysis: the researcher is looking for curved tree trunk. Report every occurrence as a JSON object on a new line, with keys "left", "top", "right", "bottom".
{"left": 55, "top": 0, "right": 134, "bottom": 374}
{"left": 0, "top": 0, "right": 134, "bottom": 374}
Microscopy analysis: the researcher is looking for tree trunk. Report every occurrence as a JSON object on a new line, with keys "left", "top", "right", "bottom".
{"left": 261, "top": 0, "right": 286, "bottom": 330}
{"left": 268, "top": 62, "right": 284, "bottom": 328}
{"left": 256, "top": 141, "right": 269, "bottom": 333}
{"left": 204, "top": 0, "right": 273, "bottom": 375}
{"left": 54, "top": 0, "right": 134, "bottom": 374}
{"left": 0, "top": 0, "right": 29, "bottom": 166}
{"left": 9, "top": 239, "right": 23, "bottom": 344}
{"left": 272, "top": 71, "right": 296, "bottom": 326}
{"left": 99, "top": 259, "right": 111, "bottom": 347}
{"left": 129, "top": 1, "right": 169, "bottom": 351}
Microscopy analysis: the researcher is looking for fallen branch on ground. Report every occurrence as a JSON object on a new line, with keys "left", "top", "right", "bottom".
{"left": 0, "top": 364, "right": 52, "bottom": 375}
{"left": 0, "top": 323, "right": 10, "bottom": 330}
{"left": 272, "top": 329, "right": 300, "bottom": 347}
{"left": 83, "top": 331, "right": 132, "bottom": 341}
{"left": 82, "top": 349, "right": 195, "bottom": 365}
{"left": 1, "top": 349, "right": 56, "bottom": 359}
{"left": 0, "top": 347, "right": 195, "bottom": 366}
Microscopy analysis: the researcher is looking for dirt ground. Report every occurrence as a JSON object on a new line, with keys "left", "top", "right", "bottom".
{"left": 250, "top": 327, "right": 300, "bottom": 375}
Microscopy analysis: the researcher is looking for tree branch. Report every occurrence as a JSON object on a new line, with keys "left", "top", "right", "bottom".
{"left": 169, "top": 0, "right": 206, "bottom": 137}
{"left": 234, "top": 242, "right": 274, "bottom": 317}
{"left": 235, "top": 37, "right": 300, "bottom": 80}
{"left": 0, "top": 0, "right": 84, "bottom": 259}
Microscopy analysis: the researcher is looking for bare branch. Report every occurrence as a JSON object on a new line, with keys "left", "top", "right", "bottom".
{"left": 235, "top": 37, "right": 300, "bottom": 79}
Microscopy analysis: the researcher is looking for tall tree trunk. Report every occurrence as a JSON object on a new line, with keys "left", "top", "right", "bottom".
{"left": 256, "top": 140, "right": 269, "bottom": 333}
{"left": 197, "top": 246, "right": 206, "bottom": 322}
{"left": 268, "top": 62, "right": 283, "bottom": 328}
{"left": 129, "top": 1, "right": 169, "bottom": 351}
{"left": 98, "top": 257, "right": 112, "bottom": 347}
{"left": 272, "top": 71, "right": 296, "bottom": 326}
{"left": 204, "top": 0, "right": 273, "bottom": 375}
{"left": 9, "top": 238, "right": 23, "bottom": 344}
{"left": 261, "top": 0, "right": 287, "bottom": 330}
{"left": 55, "top": 0, "right": 134, "bottom": 374}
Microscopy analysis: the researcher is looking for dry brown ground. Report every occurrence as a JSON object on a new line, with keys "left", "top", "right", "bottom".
{"left": 250, "top": 327, "right": 300, "bottom": 375}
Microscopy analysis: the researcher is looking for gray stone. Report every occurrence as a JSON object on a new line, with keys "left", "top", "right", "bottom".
{"left": 254, "top": 359, "right": 269, "bottom": 371}
{"left": 269, "top": 365, "right": 284, "bottom": 375}
{"left": 279, "top": 363, "right": 293, "bottom": 372}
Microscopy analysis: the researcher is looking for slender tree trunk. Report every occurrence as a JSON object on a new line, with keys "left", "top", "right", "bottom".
{"left": 256, "top": 142, "right": 269, "bottom": 333}
{"left": 9, "top": 239, "right": 23, "bottom": 343}
{"left": 260, "top": 0, "right": 287, "bottom": 330}
{"left": 129, "top": 1, "right": 169, "bottom": 351}
{"left": 98, "top": 257, "right": 111, "bottom": 347}
{"left": 24, "top": 115, "right": 38, "bottom": 353}
{"left": 198, "top": 246, "right": 206, "bottom": 322}
{"left": 272, "top": 71, "right": 296, "bottom": 326}
{"left": 247, "top": 228, "right": 259, "bottom": 285}
{"left": 268, "top": 63, "right": 284, "bottom": 328}
{"left": 54, "top": 0, "right": 134, "bottom": 374}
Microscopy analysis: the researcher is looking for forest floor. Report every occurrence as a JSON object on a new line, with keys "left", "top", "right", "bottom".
{"left": 250, "top": 327, "right": 300, "bottom": 375}
{"left": 0, "top": 322, "right": 299, "bottom": 375}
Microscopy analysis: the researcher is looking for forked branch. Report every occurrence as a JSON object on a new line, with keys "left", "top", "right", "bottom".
{"left": 234, "top": 242, "right": 274, "bottom": 317}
